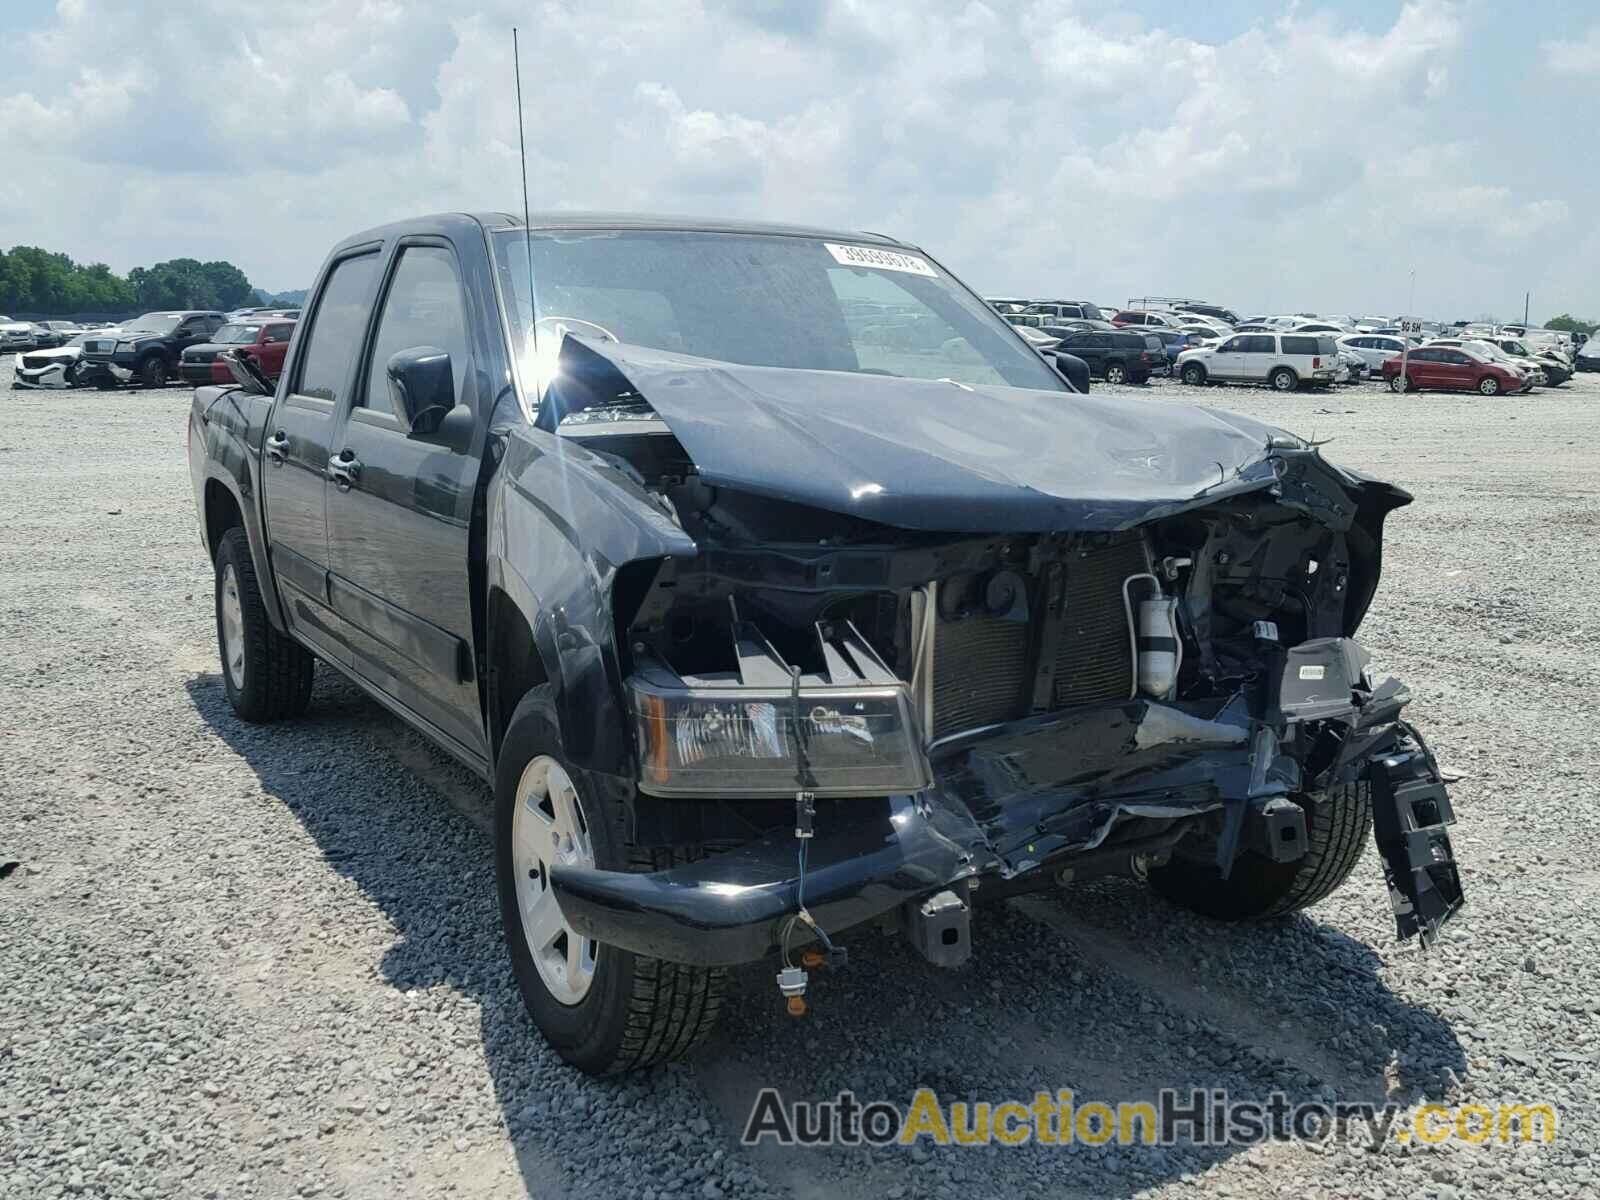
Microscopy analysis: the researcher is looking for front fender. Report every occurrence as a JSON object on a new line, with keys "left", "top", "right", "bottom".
{"left": 486, "top": 426, "right": 697, "bottom": 775}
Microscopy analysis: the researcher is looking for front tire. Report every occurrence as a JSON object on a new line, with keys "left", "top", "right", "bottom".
{"left": 1104, "top": 362, "right": 1128, "bottom": 385}
{"left": 214, "top": 527, "right": 314, "bottom": 722}
{"left": 1478, "top": 376, "right": 1501, "bottom": 396}
{"left": 1269, "top": 366, "right": 1298, "bottom": 392}
{"left": 496, "top": 689, "right": 724, "bottom": 1074}
{"left": 1150, "top": 783, "right": 1372, "bottom": 921}
{"left": 139, "top": 355, "right": 170, "bottom": 388}
{"left": 1180, "top": 362, "right": 1207, "bottom": 386}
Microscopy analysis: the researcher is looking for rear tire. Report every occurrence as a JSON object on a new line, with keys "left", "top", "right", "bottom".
{"left": 1180, "top": 362, "right": 1207, "bottom": 386}
{"left": 1150, "top": 783, "right": 1372, "bottom": 920}
{"left": 496, "top": 689, "right": 724, "bottom": 1075}
{"left": 1269, "top": 366, "right": 1298, "bottom": 392}
{"left": 1388, "top": 373, "right": 1411, "bottom": 393}
{"left": 1104, "top": 362, "right": 1128, "bottom": 385}
{"left": 214, "top": 526, "right": 314, "bottom": 722}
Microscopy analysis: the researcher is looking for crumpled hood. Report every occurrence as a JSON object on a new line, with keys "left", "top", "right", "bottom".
{"left": 544, "top": 337, "right": 1320, "bottom": 533}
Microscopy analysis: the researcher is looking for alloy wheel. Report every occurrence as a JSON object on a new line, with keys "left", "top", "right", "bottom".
{"left": 512, "top": 756, "right": 598, "bottom": 1005}
{"left": 220, "top": 563, "right": 246, "bottom": 690}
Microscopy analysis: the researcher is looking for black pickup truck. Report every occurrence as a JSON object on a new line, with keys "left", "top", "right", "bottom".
{"left": 80, "top": 310, "right": 227, "bottom": 388}
{"left": 188, "top": 212, "right": 1463, "bottom": 1075}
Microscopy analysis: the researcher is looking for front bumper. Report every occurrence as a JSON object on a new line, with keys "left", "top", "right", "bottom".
{"left": 551, "top": 639, "right": 1462, "bottom": 965}
{"left": 76, "top": 356, "right": 136, "bottom": 384}
{"left": 14, "top": 364, "right": 72, "bottom": 388}
{"left": 179, "top": 361, "right": 227, "bottom": 385}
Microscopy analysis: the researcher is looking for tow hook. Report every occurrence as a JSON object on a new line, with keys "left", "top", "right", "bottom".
{"left": 901, "top": 885, "right": 972, "bottom": 968}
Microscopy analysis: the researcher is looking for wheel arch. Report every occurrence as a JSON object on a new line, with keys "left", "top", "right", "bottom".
{"left": 485, "top": 581, "right": 557, "bottom": 765}
{"left": 200, "top": 463, "right": 286, "bottom": 632}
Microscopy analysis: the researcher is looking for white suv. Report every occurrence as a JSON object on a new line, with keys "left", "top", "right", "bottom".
{"left": 1338, "top": 333, "right": 1411, "bottom": 372}
{"left": 1176, "top": 332, "right": 1340, "bottom": 391}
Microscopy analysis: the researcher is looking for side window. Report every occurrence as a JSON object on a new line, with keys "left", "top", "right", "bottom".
{"left": 1441, "top": 350, "right": 1469, "bottom": 365}
{"left": 295, "top": 253, "right": 380, "bottom": 403}
{"left": 1219, "top": 337, "right": 1242, "bottom": 353}
{"left": 264, "top": 323, "right": 293, "bottom": 343}
{"left": 1243, "top": 335, "right": 1275, "bottom": 354}
{"left": 362, "top": 245, "right": 471, "bottom": 414}
{"left": 1088, "top": 333, "right": 1112, "bottom": 349}
{"left": 1280, "top": 336, "right": 1317, "bottom": 355}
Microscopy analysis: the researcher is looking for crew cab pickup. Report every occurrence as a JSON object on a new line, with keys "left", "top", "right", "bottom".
{"left": 188, "top": 212, "right": 1463, "bottom": 1075}
{"left": 81, "top": 310, "right": 227, "bottom": 388}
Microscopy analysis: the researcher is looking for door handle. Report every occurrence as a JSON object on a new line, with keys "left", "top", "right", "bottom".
{"left": 266, "top": 430, "right": 288, "bottom": 463}
{"left": 328, "top": 450, "right": 361, "bottom": 490}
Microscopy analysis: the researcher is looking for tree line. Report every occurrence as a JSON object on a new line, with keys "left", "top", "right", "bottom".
{"left": 0, "top": 245, "right": 260, "bottom": 315}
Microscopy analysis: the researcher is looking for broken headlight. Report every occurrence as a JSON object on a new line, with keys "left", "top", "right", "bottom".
{"left": 627, "top": 620, "right": 931, "bottom": 798}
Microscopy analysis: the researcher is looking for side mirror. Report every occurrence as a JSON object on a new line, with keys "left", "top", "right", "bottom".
{"left": 386, "top": 346, "right": 455, "bottom": 435}
{"left": 1051, "top": 351, "right": 1092, "bottom": 393}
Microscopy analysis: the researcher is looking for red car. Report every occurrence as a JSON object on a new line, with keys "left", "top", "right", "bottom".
{"left": 179, "top": 319, "right": 296, "bottom": 385}
{"left": 1382, "top": 346, "right": 1525, "bottom": 396}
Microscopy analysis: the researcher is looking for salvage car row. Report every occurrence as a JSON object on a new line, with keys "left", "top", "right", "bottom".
{"left": 9, "top": 308, "right": 297, "bottom": 389}
{"left": 990, "top": 296, "right": 1592, "bottom": 394}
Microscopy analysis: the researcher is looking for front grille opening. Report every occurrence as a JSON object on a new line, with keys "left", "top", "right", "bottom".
{"left": 929, "top": 536, "right": 1150, "bottom": 741}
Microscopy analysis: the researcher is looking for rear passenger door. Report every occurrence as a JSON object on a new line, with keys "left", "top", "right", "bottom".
{"left": 1070, "top": 333, "right": 1110, "bottom": 374}
{"left": 260, "top": 250, "right": 381, "bottom": 666}
{"left": 323, "top": 239, "right": 488, "bottom": 761}
{"left": 1238, "top": 334, "right": 1276, "bottom": 382}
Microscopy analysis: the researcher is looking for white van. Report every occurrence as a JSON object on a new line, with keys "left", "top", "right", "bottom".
{"left": 1175, "top": 332, "right": 1341, "bottom": 390}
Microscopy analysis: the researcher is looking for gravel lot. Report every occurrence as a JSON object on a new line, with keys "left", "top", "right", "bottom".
{"left": 4, "top": 361, "right": 1598, "bottom": 1200}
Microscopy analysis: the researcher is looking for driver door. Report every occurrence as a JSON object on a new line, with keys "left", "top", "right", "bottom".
{"left": 1210, "top": 336, "right": 1245, "bottom": 379}
{"left": 323, "top": 239, "right": 488, "bottom": 762}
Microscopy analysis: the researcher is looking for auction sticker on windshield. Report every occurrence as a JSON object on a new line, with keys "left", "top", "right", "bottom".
{"left": 824, "top": 243, "right": 938, "bottom": 277}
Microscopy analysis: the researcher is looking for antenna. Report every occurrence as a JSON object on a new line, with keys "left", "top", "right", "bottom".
{"left": 512, "top": 27, "right": 535, "bottom": 335}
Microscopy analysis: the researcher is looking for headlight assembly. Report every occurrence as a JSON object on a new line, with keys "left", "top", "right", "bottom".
{"left": 627, "top": 620, "right": 930, "bottom": 798}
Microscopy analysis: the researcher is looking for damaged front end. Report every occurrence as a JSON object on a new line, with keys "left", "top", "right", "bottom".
{"left": 536, "top": 338, "right": 1464, "bottom": 969}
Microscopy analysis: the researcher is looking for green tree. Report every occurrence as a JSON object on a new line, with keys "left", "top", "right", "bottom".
{"left": 1544, "top": 313, "right": 1598, "bottom": 336}
{"left": 128, "top": 257, "right": 258, "bottom": 311}
{"left": 0, "top": 244, "right": 223, "bottom": 315}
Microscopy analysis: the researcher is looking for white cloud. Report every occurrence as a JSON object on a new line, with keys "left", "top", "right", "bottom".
{"left": 0, "top": 0, "right": 1582, "bottom": 318}
{"left": 1542, "top": 25, "right": 1600, "bottom": 74}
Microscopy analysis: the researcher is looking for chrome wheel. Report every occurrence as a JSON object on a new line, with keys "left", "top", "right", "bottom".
{"left": 512, "top": 756, "right": 598, "bottom": 1005}
{"left": 220, "top": 563, "right": 246, "bottom": 690}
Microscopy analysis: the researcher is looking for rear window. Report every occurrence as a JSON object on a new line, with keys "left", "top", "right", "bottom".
{"left": 1142, "top": 334, "right": 1163, "bottom": 351}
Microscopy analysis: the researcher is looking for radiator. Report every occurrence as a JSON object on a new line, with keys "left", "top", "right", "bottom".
{"left": 927, "top": 537, "right": 1150, "bottom": 741}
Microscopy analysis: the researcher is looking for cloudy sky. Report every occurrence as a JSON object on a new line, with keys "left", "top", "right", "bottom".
{"left": 2, "top": 0, "right": 1596, "bottom": 321}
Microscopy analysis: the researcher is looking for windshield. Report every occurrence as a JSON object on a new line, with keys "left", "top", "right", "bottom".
{"left": 492, "top": 228, "right": 1064, "bottom": 405}
{"left": 213, "top": 324, "right": 260, "bottom": 344}
{"left": 126, "top": 313, "right": 182, "bottom": 336}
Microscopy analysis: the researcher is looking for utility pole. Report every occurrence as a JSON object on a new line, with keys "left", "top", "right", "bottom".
{"left": 1524, "top": 291, "right": 1530, "bottom": 327}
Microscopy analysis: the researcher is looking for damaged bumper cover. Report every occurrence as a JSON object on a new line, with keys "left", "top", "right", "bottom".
{"left": 550, "top": 637, "right": 1464, "bottom": 966}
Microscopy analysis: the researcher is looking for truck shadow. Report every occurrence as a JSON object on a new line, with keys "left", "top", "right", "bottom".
{"left": 187, "top": 670, "right": 1465, "bottom": 1200}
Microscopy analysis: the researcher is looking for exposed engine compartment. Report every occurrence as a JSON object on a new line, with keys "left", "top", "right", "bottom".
{"left": 568, "top": 417, "right": 1377, "bottom": 760}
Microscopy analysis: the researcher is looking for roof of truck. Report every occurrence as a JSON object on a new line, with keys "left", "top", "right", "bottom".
{"left": 330, "top": 211, "right": 912, "bottom": 253}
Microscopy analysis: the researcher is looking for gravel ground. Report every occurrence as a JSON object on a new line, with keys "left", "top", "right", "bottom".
{"left": 3, "top": 362, "right": 1598, "bottom": 1200}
